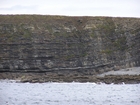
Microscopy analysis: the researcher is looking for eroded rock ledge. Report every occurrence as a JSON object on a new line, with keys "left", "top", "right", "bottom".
{"left": 0, "top": 67, "right": 140, "bottom": 84}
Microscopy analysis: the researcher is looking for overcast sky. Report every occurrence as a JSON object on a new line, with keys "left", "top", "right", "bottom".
{"left": 0, "top": 0, "right": 140, "bottom": 17}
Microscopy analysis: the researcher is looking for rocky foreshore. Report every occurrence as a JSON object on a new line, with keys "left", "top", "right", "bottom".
{"left": 0, "top": 67, "right": 140, "bottom": 84}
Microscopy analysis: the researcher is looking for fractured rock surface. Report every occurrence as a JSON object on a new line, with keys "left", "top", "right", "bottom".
{"left": 0, "top": 15, "right": 140, "bottom": 79}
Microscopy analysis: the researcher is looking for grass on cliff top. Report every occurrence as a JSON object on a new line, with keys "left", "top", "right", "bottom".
{"left": 1, "top": 15, "right": 137, "bottom": 24}
{"left": 0, "top": 15, "right": 139, "bottom": 25}
{"left": 0, "top": 15, "right": 89, "bottom": 24}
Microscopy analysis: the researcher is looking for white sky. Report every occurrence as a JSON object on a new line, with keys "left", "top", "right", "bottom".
{"left": 0, "top": 0, "right": 140, "bottom": 17}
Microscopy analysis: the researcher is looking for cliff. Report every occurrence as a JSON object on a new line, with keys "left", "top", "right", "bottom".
{"left": 0, "top": 15, "right": 140, "bottom": 76}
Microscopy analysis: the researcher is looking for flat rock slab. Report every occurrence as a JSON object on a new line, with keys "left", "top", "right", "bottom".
{"left": 98, "top": 67, "right": 140, "bottom": 77}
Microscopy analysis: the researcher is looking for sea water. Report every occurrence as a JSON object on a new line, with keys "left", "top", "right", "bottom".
{"left": 0, "top": 80, "right": 140, "bottom": 105}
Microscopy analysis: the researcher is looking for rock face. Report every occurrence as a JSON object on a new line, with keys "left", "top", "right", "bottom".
{"left": 0, "top": 15, "right": 140, "bottom": 74}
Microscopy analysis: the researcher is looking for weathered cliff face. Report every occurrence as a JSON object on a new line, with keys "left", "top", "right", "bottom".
{"left": 0, "top": 15, "right": 140, "bottom": 74}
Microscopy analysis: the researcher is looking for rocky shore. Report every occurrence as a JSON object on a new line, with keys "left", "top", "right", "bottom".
{"left": 0, "top": 67, "right": 140, "bottom": 84}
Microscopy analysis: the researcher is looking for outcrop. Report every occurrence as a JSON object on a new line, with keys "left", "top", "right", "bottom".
{"left": 0, "top": 15, "right": 140, "bottom": 83}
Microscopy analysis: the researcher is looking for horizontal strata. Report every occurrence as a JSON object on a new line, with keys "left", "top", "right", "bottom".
{"left": 0, "top": 15, "right": 140, "bottom": 75}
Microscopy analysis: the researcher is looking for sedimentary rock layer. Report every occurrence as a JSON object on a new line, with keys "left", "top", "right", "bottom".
{"left": 0, "top": 15, "right": 140, "bottom": 74}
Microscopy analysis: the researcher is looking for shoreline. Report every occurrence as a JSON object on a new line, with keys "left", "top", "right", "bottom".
{"left": 0, "top": 73, "right": 140, "bottom": 84}
{"left": 0, "top": 67, "right": 140, "bottom": 84}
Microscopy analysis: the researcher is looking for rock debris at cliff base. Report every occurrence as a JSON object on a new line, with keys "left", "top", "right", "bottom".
{"left": 0, "top": 67, "right": 140, "bottom": 84}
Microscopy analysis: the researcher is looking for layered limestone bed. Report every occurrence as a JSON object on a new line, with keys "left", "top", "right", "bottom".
{"left": 98, "top": 67, "right": 140, "bottom": 77}
{"left": 0, "top": 67, "right": 140, "bottom": 84}
{"left": 0, "top": 15, "right": 140, "bottom": 83}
